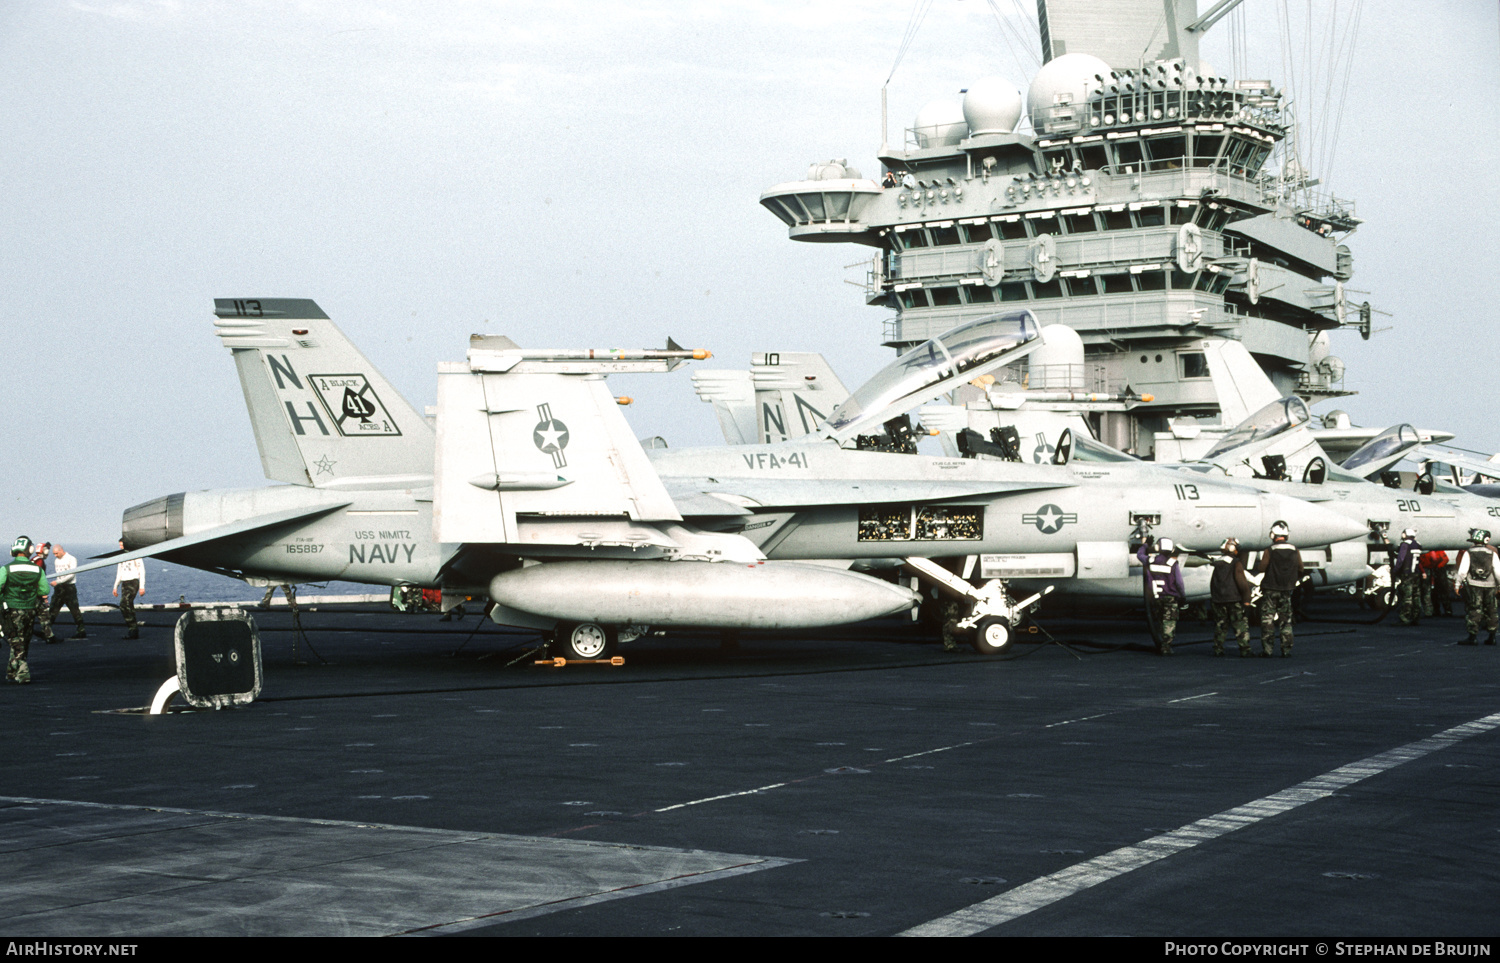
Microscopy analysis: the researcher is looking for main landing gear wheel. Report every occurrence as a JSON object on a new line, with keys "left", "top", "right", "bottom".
{"left": 554, "top": 621, "right": 617, "bottom": 660}
{"left": 972, "top": 617, "right": 1012, "bottom": 655}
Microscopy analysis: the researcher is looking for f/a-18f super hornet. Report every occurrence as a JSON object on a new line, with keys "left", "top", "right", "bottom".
{"left": 76, "top": 300, "right": 1364, "bottom": 658}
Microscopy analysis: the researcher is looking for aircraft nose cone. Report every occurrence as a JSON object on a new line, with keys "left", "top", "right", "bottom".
{"left": 1266, "top": 494, "right": 1369, "bottom": 548}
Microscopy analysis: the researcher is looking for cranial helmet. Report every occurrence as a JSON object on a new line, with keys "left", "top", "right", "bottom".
{"left": 10, "top": 535, "right": 32, "bottom": 557}
{"left": 1221, "top": 537, "right": 1239, "bottom": 553}
{"left": 1269, "top": 521, "right": 1290, "bottom": 540}
{"left": 1157, "top": 537, "right": 1175, "bottom": 554}
{"left": 1402, "top": 527, "right": 1417, "bottom": 540}
{"left": 1470, "top": 528, "right": 1491, "bottom": 544}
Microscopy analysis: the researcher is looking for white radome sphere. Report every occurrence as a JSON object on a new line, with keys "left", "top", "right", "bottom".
{"left": 963, "top": 76, "right": 1023, "bottom": 135}
{"left": 1032, "top": 324, "right": 1086, "bottom": 370}
{"left": 1027, "top": 53, "right": 1112, "bottom": 128}
{"left": 913, "top": 99, "right": 968, "bottom": 148}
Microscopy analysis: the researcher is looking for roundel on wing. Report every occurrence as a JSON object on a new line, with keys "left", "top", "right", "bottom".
{"left": 533, "top": 419, "right": 569, "bottom": 454}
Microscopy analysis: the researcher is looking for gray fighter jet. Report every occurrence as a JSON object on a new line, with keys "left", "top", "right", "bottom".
{"left": 73, "top": 300, "right": 1364, "bottom": 658}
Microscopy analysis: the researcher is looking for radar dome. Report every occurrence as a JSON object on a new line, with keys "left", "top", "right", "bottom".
{"left": 913, "top": 99, "right": 968, "bottom": 148}
{"left": 1030, "top": 324, "right": 1085, "bottom": 388}
{"left": 963, "top": 77, "right": 1023, "bottom": 135}
{"left": 1027, "top": 53, "right": 1112, "bottom": 129}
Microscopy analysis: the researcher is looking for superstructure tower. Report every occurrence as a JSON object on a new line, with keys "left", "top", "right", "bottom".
{"left": 759, "top": 0, "right": 1367, "bottom": 458}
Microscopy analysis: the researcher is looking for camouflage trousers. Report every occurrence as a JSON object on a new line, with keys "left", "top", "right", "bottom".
{"left": 118, "top": 580, "right": 139, "bottom": 629}
{"left": 1396, "top": 573, "right": 1423, "bottom": 625}
{"left": 3, "top": 608, "right": 37, "bottom": 683}
{"left": 1150, "top": 596, "right": 1180, "bottom": 654}
{"left": 1211, "top": 602, "right": 1251, "bottom": 656}
{"left": 1462, "top": 584, "right": 1498, "bottom": 638}
{"left": 1260, "top": 590, "right": 1294, "bottom": 656}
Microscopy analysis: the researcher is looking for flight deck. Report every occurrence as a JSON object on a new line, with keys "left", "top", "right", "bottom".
{"left": 1, "top": 600, "right": 1496, "bottom": 938}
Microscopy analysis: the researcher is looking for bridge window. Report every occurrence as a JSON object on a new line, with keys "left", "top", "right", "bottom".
{"left": 1192, "top": 134, "right": 1224, "bottom": 168}
{"left": 1099, "top": 273, "right": 1134, "bottom": 295}
{"left": 1170, "top": 270, "right": 1197, "bottom": 290}
{"left": 1062, "top": 212, "right": 1097, "bottom": 234}
{"left": 1145, "top": 135, "right": 1187, "bottom": 171}
{"left": 996, "top": 218, "right": 1029, "bottom": 241}
{"left": 1114, "top": 139, "right": 1144, "bottom": 171}
{"left": 1064, "top": 275, "right": 1098, "bottom": 297}
{"left": 1079, "top": 144, "right": 1108, "bottom": 171}
{"left": 1134, "top": 271, "right": 1167, "bottom": 292}
{"left": 965, "top": 285, "right": 995, "bottom": 303}
{"left": 1135, "top": 204, "right": 1166, "bottom": 227}
{"left": 930, "top": 224, "right": 961, "bottom": 246}
{"left": 1000, "top": 281, "right": 1030, "bottom": 301}
{"left": 1101, "top": 208, "right": 1133, "bottom": 231}
{"left": 962, "top": 222, "right": 992, "bottom": 243}
{"left": 895, "top": 229, "right": 928, "bottom": 250}
{"left": 929, "top": 286, "right": 962, "bottom": 306}
{"left": 1171, "top": 203, "right": 1198, "bottom": 226}
{"left": 1031, "top": 279, "right": 1063, "bottom": 299}
{"left": 898, "top": 289, "right": 930, "bottom": 308}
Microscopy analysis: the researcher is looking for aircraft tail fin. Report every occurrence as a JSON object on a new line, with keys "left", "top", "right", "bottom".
{"left": 1202, "top": 339, "right": 1281, "bottom": 427}
{"left": 750, "top": 352, "right": 850, "bottom": 442}
{"left": 690, "top": 369, "right": 757, "bottom": 445}
{"left": 434, "top": 338, "right": 684, "bottom": 545}
{"left": 214, "top": 299, "right": 433, "bottom": 487}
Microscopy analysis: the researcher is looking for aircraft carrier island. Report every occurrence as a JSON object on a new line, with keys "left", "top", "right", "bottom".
{"left": 760, "top": 0, "right": 1368, "bottom": 461}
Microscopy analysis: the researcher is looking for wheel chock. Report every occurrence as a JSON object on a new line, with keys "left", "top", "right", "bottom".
{"left": 533, "top": 656, "right": 626, "bottom": 667}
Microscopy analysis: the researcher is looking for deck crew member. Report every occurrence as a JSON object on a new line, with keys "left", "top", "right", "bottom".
{"left": 1, "top": 536, "right": 49, "bottom": 683}
{"left": 44, "top": 544, "right": 85, "bottom": 641}
{"left": 1419, "top": 548, "right": 1452, "bottom": 618}
{"left": 1455, "top": 529, "right": 1499, "bottom": 646}
{"left": 1138, "top": 537, "right": 1185, "bottom": 656}
{"left": 112, "top": 541, "right": 144, "bottom": 640}
{"left": 1209, "top": 538, "right": 1255, "bottom": 657}
{"left": 1392, "top": 527, "right": 1423, "bottom": 626}
{"left": 1254, "top": 521, "right": 1303, "bottom": 657}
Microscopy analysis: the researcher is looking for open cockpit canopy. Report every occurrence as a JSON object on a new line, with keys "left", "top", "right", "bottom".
{"left": 823, "top": 311, "right": 1040, "bottom": 443}
{"left": 1340, "top": 424, "right": 1422, "bottom": 478}
{"left": 1203, "top": 396, "right": 1312, "bottom": 463}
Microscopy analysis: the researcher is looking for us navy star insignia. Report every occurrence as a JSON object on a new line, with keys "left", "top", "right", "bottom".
{"left": 1022, "top": 503, "right": 1077, "bottom": 533}
{"left": 314, "top": 455, "right": 336, "bottom": 475}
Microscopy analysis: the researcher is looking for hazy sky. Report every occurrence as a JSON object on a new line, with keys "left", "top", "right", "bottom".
{"left": 2, "top": 0, "right": 1497, "bottom": 542}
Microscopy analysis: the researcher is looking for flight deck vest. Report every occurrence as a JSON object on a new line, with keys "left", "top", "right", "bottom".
{"left": 1, "top": 557, "right": 45, "bottom": 609}
{"left": 1466, "top": 546, "right": 1497, "bottom": 588}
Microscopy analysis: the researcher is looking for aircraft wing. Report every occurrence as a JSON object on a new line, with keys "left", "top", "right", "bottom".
{"left": 1416, "top": 447, "right": 1500, "bottom": 482}
{"left": 65, "top": 501, "right": 353, "bottom": 579}
{"left": 667, "top": 477, "right": 1073, "bottom": 510}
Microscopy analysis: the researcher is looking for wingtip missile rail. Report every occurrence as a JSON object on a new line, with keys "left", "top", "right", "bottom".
{"left": 466, "top": 340, "right": 712, "bottom": 375}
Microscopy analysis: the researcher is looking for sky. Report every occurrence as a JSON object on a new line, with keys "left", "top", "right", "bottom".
{"left": 2, "top": 0, "right": 1497, "bottom": 542}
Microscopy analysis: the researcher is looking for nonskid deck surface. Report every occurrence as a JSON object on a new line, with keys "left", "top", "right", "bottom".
{"left": 2, "top": 601, "right": 1496, "bottom": 937}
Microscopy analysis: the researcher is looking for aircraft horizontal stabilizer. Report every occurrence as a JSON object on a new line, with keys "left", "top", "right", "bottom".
{"left": 67, "top": 501, "right": 352, "bottom": 580}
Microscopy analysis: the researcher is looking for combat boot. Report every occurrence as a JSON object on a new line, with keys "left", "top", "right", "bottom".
{"left": 125, "top": 627, "right": 139, "bottom": 640}
{"left": 1487, "top": 632, "right": 1497, "bottom": 646}
{"left": 1461, "top": 634, "right": 1477, "bottom": 646}
{"left": 69, "top": 630, "right": 86, "bottom": 640}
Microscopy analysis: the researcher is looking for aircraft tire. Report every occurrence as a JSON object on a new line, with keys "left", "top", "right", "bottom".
{"left": 971, "top": 617, "right": 1011, "bottom": 655}
{"left": 555, "top": 621, "right": 617, "bottom": 660}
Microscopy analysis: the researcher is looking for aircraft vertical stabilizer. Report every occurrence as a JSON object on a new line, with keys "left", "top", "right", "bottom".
{"left": 434, "top": 337, "right": 684, "bottom": 545}
{"left": 213, "top": 299, "right": 433, "bottom": 487}
{"left": 751, "top": 352, "right": 850, "bottom": 443}
{"left": 1202, "top": 339, "right": 1283, "bottom": 428}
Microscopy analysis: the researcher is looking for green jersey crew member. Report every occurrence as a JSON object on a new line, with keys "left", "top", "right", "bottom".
{"left": 1, "top": 536, "right": 50, "bottom": 684}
